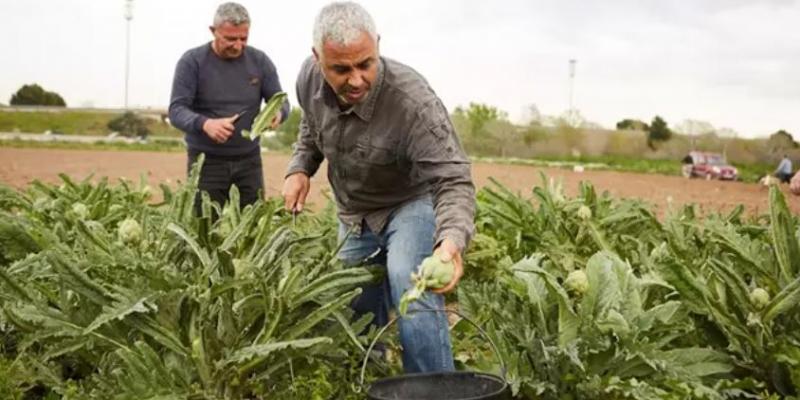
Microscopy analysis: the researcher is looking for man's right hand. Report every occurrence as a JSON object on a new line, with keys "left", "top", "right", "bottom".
{"left": 202, "top": 115, "right": 238, "bottom": 144}
{"left": 790, "top": 172, "right": 800, "bottom": 196}
{"left": 282, "top": 172, "right": 311, "bottom": 212}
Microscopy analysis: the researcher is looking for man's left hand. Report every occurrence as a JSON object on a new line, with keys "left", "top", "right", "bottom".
{"left": 270, "top": 113, "right": 282, "bottom": 130}
{"left": 430, "top": 238, "right": 463, "bottom": 294}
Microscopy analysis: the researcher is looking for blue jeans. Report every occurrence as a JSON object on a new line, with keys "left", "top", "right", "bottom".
{"left": 338, "top": 196, "right": 454, "bottom": 373}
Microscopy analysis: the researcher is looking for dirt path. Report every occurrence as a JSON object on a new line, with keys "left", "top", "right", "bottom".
{"left": 2, "top": 147, "right": 798, "bottom": 216}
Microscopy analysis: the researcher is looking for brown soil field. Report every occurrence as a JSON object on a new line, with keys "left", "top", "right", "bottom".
{"left": 2, "top": 147, "right": 798, "bottom": 216}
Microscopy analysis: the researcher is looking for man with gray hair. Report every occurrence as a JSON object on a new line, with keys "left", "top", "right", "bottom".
{"left": 282, "top": 2, "right": 475, "bottom": 373}
{"left": 169, "top": 2, "right": 289, "bottom": 213}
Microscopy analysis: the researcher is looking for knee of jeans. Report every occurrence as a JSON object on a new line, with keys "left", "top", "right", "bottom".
{"left": 409, "top": 291, "right": 445, "bottom": 312}
{"left": 386, "top": 250, "right": 433, "bottom": 292}
{"left": 339, "top": 255, "right": 364, "bottom": 267}
{"left": 337, "top": 246, "right": 363, "bottom": 265}
{"left": 387, "top": 266, "right": 416, "bottom": 293}
{"left": 340, "top": 251, "right": 386, "bottom": 270}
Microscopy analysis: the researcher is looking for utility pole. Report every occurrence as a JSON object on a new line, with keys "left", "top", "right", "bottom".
{"left": 124, "top": 0, "right": 133, "bottom": 109}
{"left": 568, "top": 59, "right": 577, "bottom": 125}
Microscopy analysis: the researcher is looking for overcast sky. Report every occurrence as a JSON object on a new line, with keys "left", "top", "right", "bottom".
{"left": 1, "top": 0, "right": 798, "bottom": 138}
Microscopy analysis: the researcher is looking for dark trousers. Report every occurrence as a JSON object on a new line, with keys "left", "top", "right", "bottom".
{"left": 187, "top": 150, "right": 264, "bottom": 215}
{"left": 777, "top": 172, "right": 793, "bottom": 184}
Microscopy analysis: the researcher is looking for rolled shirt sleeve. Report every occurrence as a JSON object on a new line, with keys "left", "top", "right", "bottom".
{"left": 286, "top": 109, "right": 324, "bottom": 178}
{"left": 405, "top": 99, "right": 476, "bottom": 250}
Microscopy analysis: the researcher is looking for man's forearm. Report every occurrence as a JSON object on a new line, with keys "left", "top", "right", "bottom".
{"left": 285, "top": 115, "right": 324, "bottom": 177}
{"left": 168, "top": 103, "right": 207, "bottom": 135}
{"left": 285, "top": 151, "right": 323, "bottom": 178}
{"left": 168, "top": 56, "right": 206, "bottom": 135}
{"left": 279, "top": 100, "right": 290, "bottom": 123}
{"left": 431, "top": 171, "right": 476, "bottom": 251}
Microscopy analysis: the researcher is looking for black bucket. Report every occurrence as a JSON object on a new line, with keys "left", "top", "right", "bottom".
{"left": 360, "top": 309, "right": 511, "bottom": 400}
{"left": 367, "top": 371, "right": 509, "bottom": 400}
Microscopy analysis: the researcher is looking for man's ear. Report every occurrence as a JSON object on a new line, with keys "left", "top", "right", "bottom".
{"left": 209, "top": 26, "right": 216, "bottom": 35}
{"left": 312, "top": 47, "right": 320, "bottom": 63}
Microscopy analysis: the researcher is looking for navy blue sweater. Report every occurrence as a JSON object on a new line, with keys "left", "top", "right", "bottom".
{"left": 168, "top": 43, "right": 289, "bottom": 156}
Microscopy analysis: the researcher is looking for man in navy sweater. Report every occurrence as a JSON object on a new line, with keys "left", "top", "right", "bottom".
{"left": 169, "top": 2, "right": 289, "bottom": 212}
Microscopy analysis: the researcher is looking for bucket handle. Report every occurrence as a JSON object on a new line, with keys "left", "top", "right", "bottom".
{"left": 358, "top": 308, "right": 507, "bottom": 389}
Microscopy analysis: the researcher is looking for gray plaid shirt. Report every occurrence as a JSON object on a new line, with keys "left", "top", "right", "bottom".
{"left": 286, "top": 56, "right": 475, "bottom": 249}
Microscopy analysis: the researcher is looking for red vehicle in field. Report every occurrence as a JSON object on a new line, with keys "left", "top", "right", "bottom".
{"left": 681, "top": 151, "right": 738, "bottom": 180}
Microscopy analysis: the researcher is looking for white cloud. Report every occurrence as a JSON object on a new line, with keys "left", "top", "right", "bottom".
{"left": 0, "top": 0, "right": 797, "bottom": 137}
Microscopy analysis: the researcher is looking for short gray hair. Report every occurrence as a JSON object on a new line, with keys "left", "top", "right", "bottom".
{"left": 213, "top": 2, "right": 250, "bottom": 26}
{"left": 313, "top": 2, "right": 377, "bottom": 53}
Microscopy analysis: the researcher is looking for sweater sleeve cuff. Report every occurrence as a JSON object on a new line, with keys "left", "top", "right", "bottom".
{"left": 193, "top": 115, "right": 208, "bottom": 134}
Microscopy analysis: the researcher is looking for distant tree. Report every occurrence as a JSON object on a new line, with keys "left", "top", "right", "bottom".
{"left": 561, "top": 109, "right": 584, "bottom": 128}
{"left": 674, "top": 119, "right": 715, "bottom": 137}
{"left": 582, "top": 121, "right": 605, "bottom": 130}
{"left": 268, "top": 108, "right": 302, "bottom": 149}
{"left": 557, "top": 120, "right": 585, "bottom": 154}
{"left": 616, "top": 118, "right": 649, "bottom": 131}
{"left": 646, "top": 116, "right": 672, "bottom": 150}
{"left": 9, "top": 83, "right": 66, "bottom": 106}
{"left": 521, "top": 125, "right": 548, "bottom": 146}
{"left": 770, "top": 130, "right": 796, "bottom": 145}
{"left": 767, "top": 129, "right": 798, "bottom": 153}
{"left": 521, "top": 103, "right": 542, "bottom": 126}
{"left": 457, "top": 103, "right": 502, "bottom": 137}
{"left": 486, "top": 118, "right": 518, "bottom": 157}
{"left": 108, "top": 112, "right": 150, "bottom": 138}
{"left": 558, "top": 109, "right": 603, "bottom": 130}
{"left": 716, "top": 127, "right": 739, "bottom": 138}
